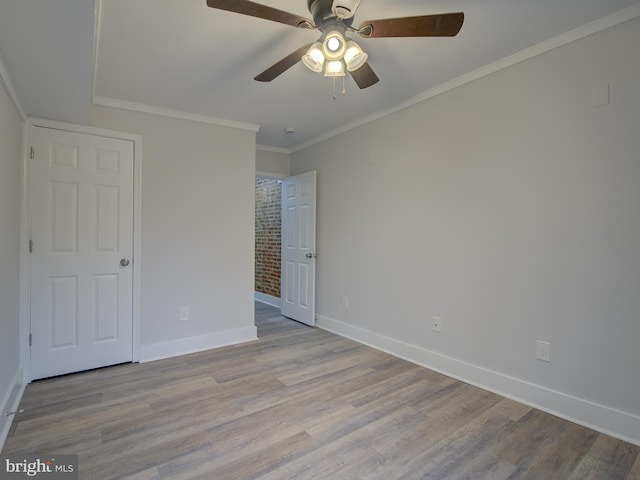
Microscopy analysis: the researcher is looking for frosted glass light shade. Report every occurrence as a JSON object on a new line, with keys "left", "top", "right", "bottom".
{"left": 322, "top": 31, "right": 346, "bottom": 60}
{"left": 302, "top": 42, "right": 325, "bottom": 73}
{"left": 344, "top": 40, "right": 368, "bottom": 71}
{"left": 324, "top": 60, "right": 345, "bottom": 77}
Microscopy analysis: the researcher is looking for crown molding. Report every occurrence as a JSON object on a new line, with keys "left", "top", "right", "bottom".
{"left": 92, "top": 0, "right": 103, "bottom": 107}
{"left": 93, "top": 96, "right": 260, "bottom": 132}
{"left": 0, "top": 51, "right": 26, "bottom": 120}
{"left": 256, "top": 144, "right": 292, "bottom": 154}
{"left": 290, "top": 3, "right": 640, "bottom": 153}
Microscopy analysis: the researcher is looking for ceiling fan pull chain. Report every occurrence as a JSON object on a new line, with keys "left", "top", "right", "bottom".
{"left": 342, "top": 75, "right": 346, "bottom": 95}
{"left": 333, "top": 77, "right": 337, "bottom": 101}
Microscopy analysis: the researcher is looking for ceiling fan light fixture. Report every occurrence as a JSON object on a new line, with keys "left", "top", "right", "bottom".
{"left": 324, "top": 60, "right": 345, "bottom": 77}
{"left": 322, "top": 30, "right": 346, "bottom": 60}
{"left": 344, "top": 40, "right": 367, "bottom": 71}
{"left": 302, "top": 42, "right": 325, "bottom": 73}
{"left": 206, "top": 0, "right": 465, "bottom": 93}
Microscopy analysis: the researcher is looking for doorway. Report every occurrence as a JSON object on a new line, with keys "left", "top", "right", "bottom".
{"left": 254, "top": 171, "right": 317, "bottom": 327}
{"left": 254, "top": 176, "right": 282, "bottom": 307}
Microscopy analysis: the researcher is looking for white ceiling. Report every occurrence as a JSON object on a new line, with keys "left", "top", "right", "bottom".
{"left": 1, "top": 0, "right": 639, "bottom": 150}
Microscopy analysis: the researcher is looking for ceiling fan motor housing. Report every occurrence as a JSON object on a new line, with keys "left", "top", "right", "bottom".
{"left": 307, "top": 0, "right": 355, "bottom": 29}
{"left": 331, "top": 0, "right": 360, "bottom": 19}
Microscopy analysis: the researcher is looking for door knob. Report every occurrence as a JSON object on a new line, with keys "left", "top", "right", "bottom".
{"left": 120, "top": 258, "right": 130, "bottom": 267}
{"left": 305, "top": 253, "right": 317, "bottom": 259}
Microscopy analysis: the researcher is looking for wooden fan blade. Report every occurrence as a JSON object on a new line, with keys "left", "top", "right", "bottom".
{"left": 349, "top": 62, "right": 379, "bottom": 89}
{"left": 357, "top": 12, "right": 464, "bottom": 38}
{"left": 206, "top": 0, "right": 313, "bottom": 28}
{"left": 254, "top": 43, "right": 313, "bottom": 82}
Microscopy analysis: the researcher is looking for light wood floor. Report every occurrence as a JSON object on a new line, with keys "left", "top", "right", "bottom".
{"left": 3, "top": 302, "right": 639, "bottom": 479}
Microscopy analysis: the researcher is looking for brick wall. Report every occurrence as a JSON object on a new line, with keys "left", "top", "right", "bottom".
{"left": 255, "top": 177, "right": 281, "bottom": 298}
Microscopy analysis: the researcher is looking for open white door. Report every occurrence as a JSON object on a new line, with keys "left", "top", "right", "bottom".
{"left": 29, "top": 126, "right": 134, "bottom": 379}
{"left": 281, "top": 171, "right": 316, "bottom": 326}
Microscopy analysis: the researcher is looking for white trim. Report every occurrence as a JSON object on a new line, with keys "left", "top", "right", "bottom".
{"left": 19, "top": 122, "right": 30, "bottom": 383}
{"left": 254, "top": 292, "right": 282, "bottom": 308}
{"left": 316, "top": 314, "right": 640, "bottom": 446}
{"left": 256, "top": 171, "right": 287, "bottom": 180}
{"left": 0, "top": 50, "right": 26, "bottom": 120}
{"left": 29, "top": 117, "right": 140, "bottom": 143}
{"left": 257, "top": 144, "right": 291, "bottom": 154}
{"left": 290, "top": 4, "right": 640, "bottom": 153}
{"left": 20, "top": 118, "right": 143, "bottom": 379}
{"left": 0, "top": 368, "right": 26, "bottom": 452}
{"left": 131, "top": 131, "right": 143, "bottom": 363}
{"left": 93, "top": 96, "right": 260, "bottom": 133}
{"left": 139, "top": 326, "right": 258, "bottom": 363}
{"left": 92, "top": 0, "right": 104, "bottom": 105}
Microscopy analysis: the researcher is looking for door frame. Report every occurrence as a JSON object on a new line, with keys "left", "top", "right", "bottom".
{"left": 19, "top": 118, "right": 143, "bottom": 382}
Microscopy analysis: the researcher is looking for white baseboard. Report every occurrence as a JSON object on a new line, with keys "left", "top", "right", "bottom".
{"left": 254, "top": 292, "right": 281, "bottom": 308}
{"left": 140, "top": 326, "right": 258, "bottom": 363}
{"left": 0, "top": 367, "right": 26, "bottom": 452}
{"left": 316, "top": 314, "right": 640, "bottom": 446}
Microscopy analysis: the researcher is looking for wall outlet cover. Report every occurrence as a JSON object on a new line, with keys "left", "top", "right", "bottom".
{"left": 536, "top": 340, "right": 551, "bottom": 362}
{"left": 432, "top": 316, "right": 442, "bottom": 333}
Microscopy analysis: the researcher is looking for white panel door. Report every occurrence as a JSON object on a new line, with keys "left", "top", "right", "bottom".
{"left": 281, "top": 171, "right": 317, "bottom": 326}
{"left": 29, "top": 126, "right": 134, "bottom": 379}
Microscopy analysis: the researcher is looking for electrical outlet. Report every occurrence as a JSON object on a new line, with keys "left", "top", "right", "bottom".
{"left": 342, "top": 296, "right": 349, "bottom": 309}
{"left": 180, "top": 307, "right": 189, "bottom": 321}
{"left": 536, "top": 340, "right": 551, "bottom": 362}
{"left": 432, "top": 316, "right": 442, "bottom": 333}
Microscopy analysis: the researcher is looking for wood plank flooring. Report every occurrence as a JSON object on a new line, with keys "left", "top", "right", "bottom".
{"left": 3, "top": 302, "right": 639, "bottom": 479}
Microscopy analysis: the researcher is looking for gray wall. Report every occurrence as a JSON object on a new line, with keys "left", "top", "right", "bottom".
{"left": 292, "top": 17, "right": 640, "bottom": 442}
{"left": 0, "top": 78, "right": 22, "bottom": 435}
{"left": 92, "top": 106, "right": 256, "bottom": 357}
{"left": 256, "top": 148, "right": 291, "bottom": 177}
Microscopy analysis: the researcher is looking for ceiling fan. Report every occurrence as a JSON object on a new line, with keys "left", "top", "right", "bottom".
{"left": 206, "top": 0, "right": 464, "bottom": 90}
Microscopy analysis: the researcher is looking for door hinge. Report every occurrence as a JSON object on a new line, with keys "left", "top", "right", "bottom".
{"left": 29, "top": 333, "right": 32, "bottom": 347}
{"left": 30, "top": 146, "right": 34, "bottom": 160}
{"left": 29, "top": 239, "right": 33, "bottom": 253}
